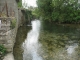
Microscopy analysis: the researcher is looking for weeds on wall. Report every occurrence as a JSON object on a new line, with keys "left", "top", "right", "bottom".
{"left": 0, "top": 45, "right": 7, "bottom": 55}
{"left": 0, "top": 12, "right": 7, "bottom": 17}
{"left": 17, "top": 0, "right": 22, "bottom": 8}
{"left": 11, "top": 18, "right": 16, "bottom": 29}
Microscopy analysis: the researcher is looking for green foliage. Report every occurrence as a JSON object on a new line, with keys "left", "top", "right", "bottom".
{"left": 25, "top": 10, "right": 32, "bottom": 20}
{"left": 17, "top": 0, "right": 22, "bottom": 7}
{"left": 25, "top": 9, "right": 35, "bottom": 21}
{"left": 37, "top": 0, "right": 53, "bottom": 20}
{"left": 52, "top": 12, "right": 59, "bottom": 21}
{"left": 0, "top": 45, "right": 6, "bottom": 55}
{"left": 32, "top": 8, "right": 40, "bottom": 18}
{"left": 11, "top": 18, "right": 16, "bottom": 29}
{"left": 37, "top": 0, "right": 80, "bottom": 23}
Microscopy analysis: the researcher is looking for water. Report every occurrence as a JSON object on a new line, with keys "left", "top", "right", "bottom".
{"left": 22, "top": 20, "right": 42, "bottom": 60}
{"left": 66, "top": 42, "right": 78, "bottom": 55}
{"left": 13, "top": 20, "right": 80, "bottom": 60}
{"left": 13, "top": 26, "right": 31, "bottom": 60}
{"left": 39, "top": 22, "right": 80, "bottom": 60}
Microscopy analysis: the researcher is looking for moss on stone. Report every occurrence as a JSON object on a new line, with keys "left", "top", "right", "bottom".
{"left": 11, "top": 18, "right": 16, "bottom": 29}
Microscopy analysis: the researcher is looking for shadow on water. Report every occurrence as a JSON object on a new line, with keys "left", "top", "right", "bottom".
{"left": 13, "top": 26, "right": 31, "bottom": 60}
{"left": 42, "top": 22, "right": 78, "bottom": 33}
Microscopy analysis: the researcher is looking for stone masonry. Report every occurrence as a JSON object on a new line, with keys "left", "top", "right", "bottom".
{"left": 0, "top": 0, "right": 26, "bottom": 52}
{"left": 0, "top": 17, "right": 17, "bottom": 52}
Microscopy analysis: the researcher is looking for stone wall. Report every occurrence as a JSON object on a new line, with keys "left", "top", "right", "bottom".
{"left": 0, "top": 0, "right": 18, "bottom": 52}
{"left": 0, "top": 0, "right": 26, "bottom": 27}
{"left": 18, "top": 8, "right": 26, "bottom": 27}
{"left": 0, "top": 0, "right": 26, "bottom": 52}
{"left": 0, "top": 0, "right": 18, "bottom": 35}
{"left": 0, "top": 0, "right": 18, "bottom": 18}
{"left": 0, "top": 17, "right": 17, "bottom": 52}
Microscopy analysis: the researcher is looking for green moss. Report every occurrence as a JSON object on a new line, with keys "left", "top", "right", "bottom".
{"left": 11, "top": 18, "right": 16, "bottom": 29}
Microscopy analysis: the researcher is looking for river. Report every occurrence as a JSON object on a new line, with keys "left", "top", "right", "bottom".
{"left": 13, "top": 20, "right": 80, "bottom": 60}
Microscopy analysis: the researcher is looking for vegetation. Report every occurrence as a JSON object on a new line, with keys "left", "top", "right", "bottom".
{"left": 0, "top": 45, "right": 7, "bottom": 60}
{"left": 36, "top": 0, "right": 80, "bottom": 23}
{"left": 32, "top": 7, "right": 40, "bottom": 19}
{"left": 0, "top": 45, "right": 6, "bottom": 55}
{"left": 17, "top": 0, "right": 22, "bottom": 7}
{"left": 25, "top": 10, "right": 32, "bottom": 21}
{"left": 25, "top": 8, "right": 37, "bottom": 23}
{"left": 11, "top": 18, "right": 16, "bottom": 29}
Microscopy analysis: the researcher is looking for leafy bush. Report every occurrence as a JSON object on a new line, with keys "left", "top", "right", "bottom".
{"left": 0, "top": 45, "right": 6, "bottom": 55}
{"left": 17, "top": 0, "right": 22, "bottom": 7}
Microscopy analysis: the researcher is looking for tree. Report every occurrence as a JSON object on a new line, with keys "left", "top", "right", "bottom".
{"left": 18, "top": 0, "right": 22, "bottom": 7}
{"left": 37, "top": 0, "right": 53, "bottom": 21}
{"left": 37, "top": 0, "right": 80, "bottom": 23}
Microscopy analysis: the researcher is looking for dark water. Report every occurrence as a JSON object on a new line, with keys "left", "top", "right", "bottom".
{"left": 13, "top": 21, "right": 80, "bottom": 60}
{"left": 13, "top": 26, "right": 31, "bottom": 60}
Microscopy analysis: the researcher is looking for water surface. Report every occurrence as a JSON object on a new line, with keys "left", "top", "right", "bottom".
{"left": 13, "top": 20, "right": 80, "bottom": 60}
{"left": 13, "top": 26, "right": 31, "bottom": 60}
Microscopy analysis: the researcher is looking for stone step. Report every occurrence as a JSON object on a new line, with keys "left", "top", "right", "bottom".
{"left": 0, "top": 27, "right": 10, "bottom": 30}
{"left": 0, "top": 33, "right": 7, "bottom": 35}
{"left": 0, "top": 29, "right": 9, "bottom": 32}
{"left": 0, "top": 35, "right": 6, "bottom": 43}
{"left": 1, "top": 24, "right": 10, "bottom": 27}
{"left": 1, "top": 24, "right": 10, "bottom": 26}
{"left": 0, "top": 30, "right": 7, "bottom": 33}
{"left": 0, "top": 35, "right": 7, "bottom": 37}
{"left": 0, "top": 37, "right": 6, "bottom": 40}
{"left": 0, "top": 40, "right": 7, "bottom": 44}
{"left": 0, "top": 17, "right": 13, "bottom": 20}
{"left": 0, "top": 28, "right": 10, "bottom": 31}
{"left": 0, "top": 29, "right": 10, "bottom": 34}
{"left": 0, "top": 25, "right": 10, "bottom": 31}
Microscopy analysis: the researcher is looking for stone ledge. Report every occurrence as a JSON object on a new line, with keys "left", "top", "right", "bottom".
{"left": 0, "top": 17, "right": 15, "bottom": 18}
{"left": 3, "top": 53, "right": 14, "bottom": 60}
{"left": 0, "top": 17, "right": 15, "bottom": 21}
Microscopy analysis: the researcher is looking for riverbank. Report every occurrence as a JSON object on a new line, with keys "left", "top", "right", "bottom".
{"left": 42, "top": 21, "right": 80, "bottom": 28}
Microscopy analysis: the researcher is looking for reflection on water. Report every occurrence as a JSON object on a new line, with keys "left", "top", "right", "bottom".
{"left": 13, "top": 26, "right": 31, "bottom": 60}
{"left": 23, "top": 20, "right": 42, "bottom": 60}
{"left": 39, "top": 22, "right": 80, "bottom": 60}
{"left": 14, "top": 21, "right": 80, "bottom": 60}
{"left": 66, "top": 42, "right": 78, "bottom": 55}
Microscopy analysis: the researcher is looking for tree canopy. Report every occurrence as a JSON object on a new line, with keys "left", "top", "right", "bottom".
{"left": 36, "top": 0, "right": 80, "bottom": 23}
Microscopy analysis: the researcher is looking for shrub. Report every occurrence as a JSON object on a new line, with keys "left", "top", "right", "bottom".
{"left": 0, "top": 45, "right": 6, "bottom": 55}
